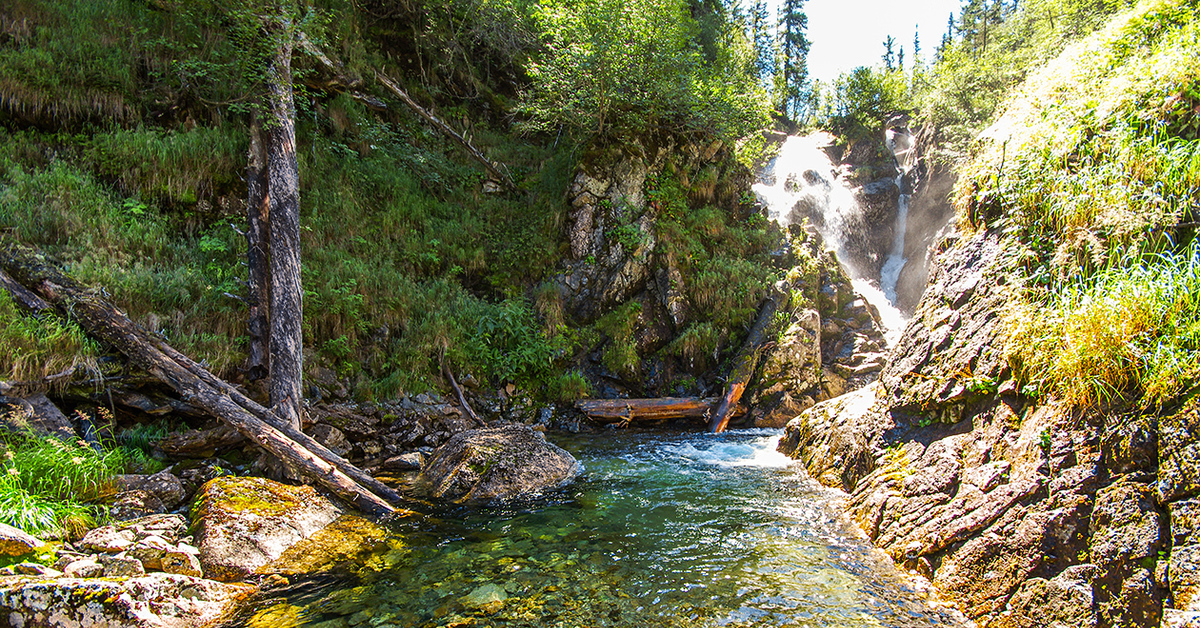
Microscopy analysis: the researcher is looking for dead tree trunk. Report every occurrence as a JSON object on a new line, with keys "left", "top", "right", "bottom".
{"left": 576, "top": 397, "right": 721, "bottom": 424}
{"left": 709, "top": 289, "right": 785, "bottom": 433}
{"left": 0, "top": 242, "right": 408, "bottom": 517}
{"left": 245, "top": 117, "right": 271, "bottom": 383}
{"left": 263, "top": 18, "right": 303, "bottom": 432}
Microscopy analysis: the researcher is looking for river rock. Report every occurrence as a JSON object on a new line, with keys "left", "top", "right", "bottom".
{"left": 191, "top": 476, "right": 343, "bottom": 582}
{"left": 260, "top": 514, "right": 390, "bottom": 576}
{"left": 420, "top": 424, "right": 580, "bottom": 503}
{"left": 0, "top": 523, "right": 45, "bottom": 557}
{"left": 100, "top": 553, "right": 146, "bottom": 578}
{"left": 112, "top": 470, "right": 187, "bottom": 511}
{"left": 0, "top": 573, "right": 252, "bottom": 628}
{"left": 63, "top": 558, "right": 104, "bottom": 578}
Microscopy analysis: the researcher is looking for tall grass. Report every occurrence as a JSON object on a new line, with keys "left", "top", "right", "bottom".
{"left": 0, "top": 291, "right": 99, "bottom": 384}
{"left": 1008, "top": 241, "right": 1200, "bottom": 410}
{"left": 0, "top": 432, "right": 148, "bottom": 537}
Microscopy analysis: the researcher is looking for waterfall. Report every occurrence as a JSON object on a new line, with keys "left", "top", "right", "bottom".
{"left": 880, "top": 127, "right": 916, "bottom": 303}
{"left": 753, "top": 132, "right": 908, "bottom": 345}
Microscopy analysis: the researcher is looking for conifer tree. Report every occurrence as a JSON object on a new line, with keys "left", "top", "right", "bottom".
{"left": 777, "top": 0, "right": 810, "bottom": 120}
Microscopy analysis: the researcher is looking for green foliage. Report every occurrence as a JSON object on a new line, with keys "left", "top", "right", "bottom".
{"left": 0, "top": 432, "right": 148, "bottom": 537}
{"left": 817, "top": 67, "right": 909, "bottom": 142}
{"left": 0, "top": 291, "right": 99, "bottom": 383}
{"left": 518, "top": 0, "right": 769, "bottom": 141}
{"left": 596, "top": 301, "right": 643, "bottom": 379}
{"left": 986, "top": 0, "right": 1200, "bottom": 410}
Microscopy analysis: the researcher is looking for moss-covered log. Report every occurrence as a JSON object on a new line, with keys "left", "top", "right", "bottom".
{"left": 709, "top": 289, "right": 785, "bottom": 433}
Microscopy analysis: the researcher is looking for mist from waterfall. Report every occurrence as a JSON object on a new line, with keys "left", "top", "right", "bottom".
{"left": 880, "top": 128, "right": 916, "bottom": 303}
{"left": 753, "top": 133, "right": 908, "bottom": 345}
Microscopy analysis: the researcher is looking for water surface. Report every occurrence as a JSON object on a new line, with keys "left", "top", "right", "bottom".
{"left": 242, "top": 429, "right": 961, "bottom": 627}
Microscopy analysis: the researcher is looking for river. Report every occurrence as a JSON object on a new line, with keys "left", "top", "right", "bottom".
{"left": 235, "top": 429, "right": 961, "bottom": 627}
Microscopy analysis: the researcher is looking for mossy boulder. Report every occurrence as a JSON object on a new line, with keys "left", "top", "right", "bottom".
{"left": 259, "top": 514, "right": 392, "bottom": 576}
{"left": 419, "top": 424, "right": 580, "bottom": 503}
{"left": 191, "top": 476, "right": 343, "bottom": 582}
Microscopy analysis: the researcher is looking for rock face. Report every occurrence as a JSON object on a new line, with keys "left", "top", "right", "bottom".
{"left": 191, "top": 476, "right": 343, "bottom": 582}
{"left": 420, "top": 424, "right": 580, "bottom": 503}
{"left": 779, "top": 226, "right": 1186, "bottom": 627}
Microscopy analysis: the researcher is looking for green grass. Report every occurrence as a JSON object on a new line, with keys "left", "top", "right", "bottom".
{"left": 0, "top": 290, "right": 99, "bottom": 384}
{"left": 971, "top": 0, "right": 1200, "bottom": 410}
{"left": 0, "top": 431, "right": 151, "bottom": 538}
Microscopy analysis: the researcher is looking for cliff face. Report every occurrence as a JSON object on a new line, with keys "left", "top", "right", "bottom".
{"left": 780, "top": 2, "right": 1200, "bottom": 625}
{"left": 779, "top": 228, "right": 1186, "bottom": 627}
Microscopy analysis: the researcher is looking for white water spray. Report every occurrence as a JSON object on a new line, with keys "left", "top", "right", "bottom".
{"left": 880, "top": 128, "right": 917, "bottom": 304}
{"left": 754, "top": 133, "right": 909, "bottom": 344}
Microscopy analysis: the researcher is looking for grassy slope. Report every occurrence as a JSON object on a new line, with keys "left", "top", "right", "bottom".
{"left": 952, "top": 0, "right": 1200, "bottom": 409}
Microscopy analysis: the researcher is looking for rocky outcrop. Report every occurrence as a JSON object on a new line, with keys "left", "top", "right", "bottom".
{"left": 190, "top": 476, "right": 343, "bottom": 582}
{"left": 419, "top": 424, "right": 580, "bottom": 503}
{"left": 0, "top": 573, "right": 250, "bottom": 628}
{"left": 779, "top": 226, "right": 1188, "bottom": 626}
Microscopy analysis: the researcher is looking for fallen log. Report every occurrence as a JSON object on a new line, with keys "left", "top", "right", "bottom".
{"left": 576, "top": 397, "right": 721, "bottom": 424}
{"left": 0, "top": 242, "right": 404, "bottom": 517}
{"left": 709, "top": 288, "right": 786, "bottom": 434}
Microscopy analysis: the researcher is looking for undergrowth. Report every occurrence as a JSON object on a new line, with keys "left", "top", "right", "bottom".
{"left": 0, "top": 290, "right": 99, "bottom": 384}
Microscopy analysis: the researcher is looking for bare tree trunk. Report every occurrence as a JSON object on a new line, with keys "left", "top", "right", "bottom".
{"left": 709, "top": 290, "right": 784, "bottom": 433}
{"left": 264, "top": 18, "right": 303, "bottom": 432}
{"left": 245, "top": 117, "right": 271, "bottom": 383}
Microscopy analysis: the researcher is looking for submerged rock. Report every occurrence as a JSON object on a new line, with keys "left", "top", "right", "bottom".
{"left": 191, "top": 476, "right": 343, "bottom": 582}
{"left": 420, "top": 424, "right": 580, "bottom": 503}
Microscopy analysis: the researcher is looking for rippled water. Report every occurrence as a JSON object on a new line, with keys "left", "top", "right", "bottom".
{"left": 240, "top": 429, "right": 960, "bottom": 627}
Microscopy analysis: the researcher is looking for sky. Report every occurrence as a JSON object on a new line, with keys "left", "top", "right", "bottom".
{"left": 785, "top": 0, "right": 965, "bottom": 84}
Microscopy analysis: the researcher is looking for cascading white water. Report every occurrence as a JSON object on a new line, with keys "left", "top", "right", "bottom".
{"left": 880, "top": 128, "right": 916, "bottom": 303}
{"left": 753, "top": 133, "right": 909, "bottom": 345}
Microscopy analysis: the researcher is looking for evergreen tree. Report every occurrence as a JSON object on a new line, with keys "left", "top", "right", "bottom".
{"left": 898, "top": 45, "right": 904, "bottom": 72}
{"left": 912, "top": 28, "right": 921, "bottom": 67}
{"left": 882, "top": 35, "right": 896, "bottom": 70}
{"left": 749, "top": 0, "right": 774, "bottom": 84}
{"left": 777, "top": 0, "right": 810, "bottom": 120}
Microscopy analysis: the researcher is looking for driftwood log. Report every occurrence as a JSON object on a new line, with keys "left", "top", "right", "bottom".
{"left": 576, "top": 397, "right": 726, "bottom": 424}
{"left": 709, "top": 289, "right": 785, "bottom": 433}
{"left": 0, "top": 242, "right": 409, "bottom": 517}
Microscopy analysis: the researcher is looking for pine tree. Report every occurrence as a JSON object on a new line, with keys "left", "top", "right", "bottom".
{"left": 882, "top": 35, "right": 896, "bottom": 70}
{"left": 777, "top": 0, "right": 810, "bottom": 120}
{"left": 749, "top": 0, "right": 774, "bottom": 85}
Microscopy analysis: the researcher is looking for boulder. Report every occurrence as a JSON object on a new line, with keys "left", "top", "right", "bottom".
{"left": 260, "top": 514, "right": 391, "bottom": 576}
{"left": 420, "top": 424, "right": 580, "bottom": 503}
{"left": 112, "top": 470, "right": 187, "bottom": 511}
{"left": 0, "top": 523, "right": 45, "bottom": 557}
{"left": 191, "top": 476, "right": 343, "bottom": 582}
{"left": 0, "top": 393, "right": 77, "bottom": 442}
{"left": 0, "top": 573, "right": 252, "bottom": 628}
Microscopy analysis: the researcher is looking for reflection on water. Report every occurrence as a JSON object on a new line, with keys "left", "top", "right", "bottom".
{"left": 238, "top": 429, "right": 961, "bottom": 627}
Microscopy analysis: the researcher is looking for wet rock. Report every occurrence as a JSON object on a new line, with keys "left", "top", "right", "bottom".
{"left": 261, "top": 514, "right": 390, "bottom": 576}
{"left": 0, "top": 573, "right": 252, "bottom": 628}
{"left": 778, "top": 384, "right": 888, "bottom": 492}
{"left": 461, "top": 583, "right": 507, "bottom": 613}
{"left": 191, "top": 476, "right": 343, "bottom": 582}
{"left": 382, "top": 452, "right": 423, "bottom": 471}
{"left": 420, "top": 424, "right": 580, "bottom": 503}
{"left": 0, "top": 522, "right": 45, "bottom": 557}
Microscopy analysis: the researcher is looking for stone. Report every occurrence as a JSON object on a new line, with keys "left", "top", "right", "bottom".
{"left": 261, "top": 514, "right": 391, "bottom": 576}
{"left": 100, "top": 553, "right": 146, "bottom": 577}
{"left": 778, "top": 384, "right": 886, "bottom": 492}
{"left": 382, "top": 453, "right": 423, "bottom": 471}
{"left": 0, "top": 393, "right": 78, "bottom": 442}
{"left": 1172, "top": 544, "right": 1200, "bottom": 611}
{"left": 309, "top": 424, "right": 352, "bottom": 457}
{"left": 112, "top": 470, "right": 187, "bottom": 511}
{"left": 161, "top": 550, "right": 203, "bottom": 578}
{"left": 461, "top": 583, "right": 507, "bottom": 613}
{"left": 108, "top": 490, "right": 166, "bottom": 521}
{"left": 0, "top": 523, "right": 44, "bottom": 557}
{"left": 1174, "top": 498, "right": 1200, "bottom": 547}
{"left": 1160, "top": 397, "right": 1200, "bottom": 503}
{"left": 0, "top": 572, "right": 252, "bottom": 628}
{"left": 1089, "top": 481, "right": 1163, "bottom": 569}
{"left": 11, "top": 563, "right": 59, "bottom": 577}
{"left": 996, "top": 564, "right": 1097, "bottom": 628}
{"left": 63, "top": 558, "right": 104, "bottom": 578}
{"left": 128, "top": 535, "right": 173, "bottom": 571}
{"left": 420, "top": 424, "right": 580, "bottom": 503}
{"left": 191, "top": 476, "right": 343, "bottom": 582}
{"left": 77, "top": 525, "right": 137, "bottom": 553}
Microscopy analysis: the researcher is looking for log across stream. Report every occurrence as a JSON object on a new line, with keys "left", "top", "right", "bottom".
{"left": 231, "top": 429, "right": 964, "bottom": 627}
